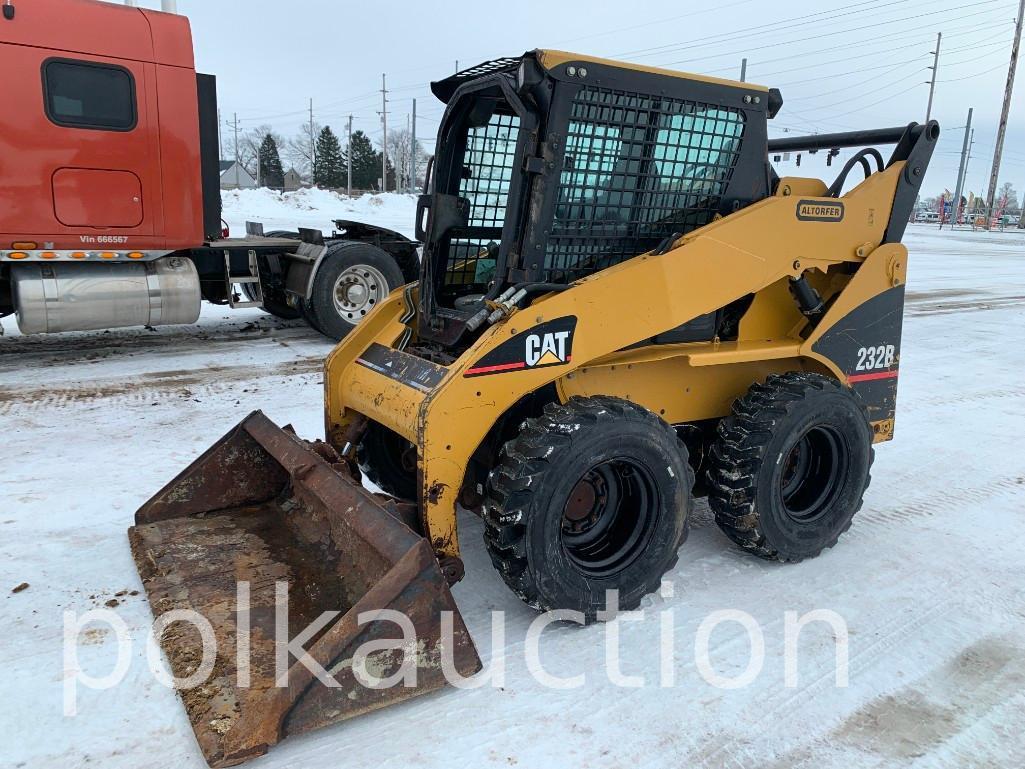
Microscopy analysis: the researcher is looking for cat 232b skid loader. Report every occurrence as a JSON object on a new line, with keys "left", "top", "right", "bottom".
{"left": 128, "top": 50, "right": 938, "bottom": 766}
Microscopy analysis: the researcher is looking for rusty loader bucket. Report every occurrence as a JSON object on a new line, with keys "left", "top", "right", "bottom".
{"left": 128, "top": 411, "right": 481, "bottom": 767}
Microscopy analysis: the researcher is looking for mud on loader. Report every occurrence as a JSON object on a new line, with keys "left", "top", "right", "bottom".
{"left": 128, "top": 50, "right": 938, "bottom": 766}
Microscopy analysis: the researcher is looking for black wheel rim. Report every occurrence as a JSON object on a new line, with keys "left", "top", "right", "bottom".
{"left": 560, "top": 458, "right": 659, "bottom": 578}
{"left": 779, "top": 425, "right": 849, "bottom": 522}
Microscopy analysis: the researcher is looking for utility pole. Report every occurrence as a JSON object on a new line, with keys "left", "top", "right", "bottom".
{"left": 985, "top": 0, "right": 1024, "bottom": 224}
{"left": 346, "top": 114, "right": 353, "bottom": 198}
{"left": 217, "top": 108, "right": 223, "bottom": 161}
{"left": 381, "top": 74, "right": 388, "bottom": 193}
{"left": 232, "top": 112, "right": 240, "bottom": 166}
{"left": 740, "top": 58, "right": 748, "bottom": 83}
{"left": 926, "top": 32, "right": 942, "bottom": 123}
{"left": 952, "top": 107, "right": 973, "bottom": 226}
{"left": 309, "top": 98, "right": 316, "bottom": 175}
{"left": 455, "top": 60, "right": 459, "bottom": 73}
{"left": 411, "top": 98, "right": 417, "bottom": 194}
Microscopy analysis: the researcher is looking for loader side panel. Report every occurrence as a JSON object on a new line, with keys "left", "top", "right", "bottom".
{"left": 811, "top": 285, "right": 905, "bottom": 425}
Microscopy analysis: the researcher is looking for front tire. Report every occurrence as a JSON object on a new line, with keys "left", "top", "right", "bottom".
{"left": 357, "top": 422, "right": 418, "bottom": 501}
{"left": 307, "top": 242, "right": 405, "bottom": 341}
{"left": 483, "top": 396, "right": 693, "bottom": 622}
{"left": 707, "top": 372, "right": 874, "bottom": 562}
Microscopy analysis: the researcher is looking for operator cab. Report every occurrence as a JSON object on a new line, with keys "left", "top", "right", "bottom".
{"left": 416, "top": 50, "right": 780, "bottom": 343}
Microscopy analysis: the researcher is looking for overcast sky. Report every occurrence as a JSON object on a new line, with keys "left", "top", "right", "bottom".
{"left": 134, "top": 0, "right": 1021, "bottom": 200}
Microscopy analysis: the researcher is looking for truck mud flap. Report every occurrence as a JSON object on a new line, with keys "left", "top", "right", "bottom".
{"left": 128, "top": 411, "right": 480, "bottom": 767}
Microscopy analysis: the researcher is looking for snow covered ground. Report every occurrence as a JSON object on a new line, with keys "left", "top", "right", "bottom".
{"left": 2, "top": 213, "right": 1025, "bottom": 769}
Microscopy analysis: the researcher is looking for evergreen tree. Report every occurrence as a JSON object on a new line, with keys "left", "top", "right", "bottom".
{"left": 343, "top": 130, "right": 382, "bottom": 191}
{"left": 258, "top": 134, "right": 285, "bottom": 189}
{"left": 313, "top": 126, "right": 347, "bottom": 189}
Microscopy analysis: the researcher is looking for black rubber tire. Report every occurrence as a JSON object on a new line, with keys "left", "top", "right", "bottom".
{"left": 299, "top": 298, "right": 326, "bottom": 334}
{"left": 357, "top": 421, "right": 418, "bottom": 501}
{"left": 706, "top": 372, "right": 874, "bottom": 562}
{"left": 306, "top": 241, "right": 405, "bottom": 341}
{"left": 240, "top": 230, "right": 302, "bottom": 320}
{"left": 483, "top": 396, "right": 694, "bottom": 622}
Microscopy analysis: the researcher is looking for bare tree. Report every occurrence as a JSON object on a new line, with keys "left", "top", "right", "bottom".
{"left": 286, "top": 121, "right": 322, "bottom": 182}
{"left": 383, "top": 129, "right": 427, "bottom": 192}
{"left": 238, "top": 125, "right": 284, "bottom": 181}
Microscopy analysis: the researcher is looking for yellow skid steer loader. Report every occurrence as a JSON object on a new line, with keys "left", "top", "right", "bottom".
{"left": 129, "top": 50, "right": 938, "bottom": 766}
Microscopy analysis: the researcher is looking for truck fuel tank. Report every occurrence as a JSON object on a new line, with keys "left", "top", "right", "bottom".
{"left": 10, "top": 255, "right": 201, "bottom": 334}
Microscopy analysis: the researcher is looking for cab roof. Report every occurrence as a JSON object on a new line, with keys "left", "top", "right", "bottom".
{"left": 431, "top": 48, "right": 769, "bottom": 104}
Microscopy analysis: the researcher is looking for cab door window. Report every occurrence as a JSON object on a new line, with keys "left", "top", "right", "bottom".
{"left": 43, "top": 59, "right": 137, "bottom": 131}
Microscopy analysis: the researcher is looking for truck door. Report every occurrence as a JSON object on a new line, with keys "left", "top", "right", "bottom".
{"left": 0, "top": 47, "right": 158, "bottom": 242}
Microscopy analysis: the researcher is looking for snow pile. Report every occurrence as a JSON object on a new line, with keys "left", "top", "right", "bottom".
{"left": 221, "top": 188, "right": 419, "bottom": 239}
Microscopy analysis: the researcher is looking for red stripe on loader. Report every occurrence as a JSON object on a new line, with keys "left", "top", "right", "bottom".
{"left": 848, "top": 370, "right": 899, "bottom": 384}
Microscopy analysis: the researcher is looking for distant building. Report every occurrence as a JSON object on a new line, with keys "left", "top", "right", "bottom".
{"left": 283, "top": 168, "right": 303, "bottom": 192}
{"left": 220, "top": 160, "right": 257, "bottom": 190}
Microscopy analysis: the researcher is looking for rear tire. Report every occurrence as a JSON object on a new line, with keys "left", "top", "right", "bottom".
{"left": 483, "top": 396, "right": 693, "bottom": 622}
{"left": 306, "top": 242, "right": 405, "bottom": 341}
{"left": 706, "top": 372, "right": 874, "bottom": 562}
{"left": 357, "top": 422, "right": 418, "bottom": 501}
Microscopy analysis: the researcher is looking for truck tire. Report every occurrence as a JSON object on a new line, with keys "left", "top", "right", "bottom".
{"left": 240, "top": 231, "right": 302, "bottom": 320}
{"left": 483, "top": 396, "right": 693, "bottom": 622}
{"left": 707, "top": 372, "right": 874, "bottom": 562}
{"left": 357, "top": 421, "right": 418, "bottom": 501}
{"left": 306, "top": 242, "right": 405, "bottom": 341}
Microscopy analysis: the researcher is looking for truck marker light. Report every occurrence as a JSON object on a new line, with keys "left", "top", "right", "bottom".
{"left": 127, "top": 252, "right": 144, "bottom": 259}
{"left": 41, "top": 252, "right": 58, "bottom": 259}
{"left": 100, "top": 252, "right": 117, "bottom": 259}
{"left": 9, "top": 252, "right": 28, "bottom": 259}
{"left": 12, "top": 242, "right": 37, "bottom": 250}
{"left": 71, "top": 252, "right": 87, "bottom": 259}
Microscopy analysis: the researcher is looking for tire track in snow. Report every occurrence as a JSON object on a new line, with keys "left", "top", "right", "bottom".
{"left": 905, "top": 294, "right": 1025, "bottom": 317}
{"left": 0, "top": 318, "right": 317, "bottom": 361}
{"left": 857, "top": 474, "right": 1025, "bottom": 527}
{"left": 0, "top": 357, "right": 323, "bottom": 415}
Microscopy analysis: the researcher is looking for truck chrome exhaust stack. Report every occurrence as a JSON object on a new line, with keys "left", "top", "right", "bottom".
{"left": 10, "top": 257, "right": 201, "bottom": 335}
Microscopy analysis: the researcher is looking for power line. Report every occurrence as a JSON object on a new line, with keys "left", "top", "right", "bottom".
{"left": 656, "top": 0, "right": 1013, "bottom": 70}
{"left": 616, "top": 0, "right": 915, "bottom": 61}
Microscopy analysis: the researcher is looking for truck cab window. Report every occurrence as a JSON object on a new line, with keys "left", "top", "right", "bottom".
{"left": 43, "top": 59, "right": 136, "bottom": 131}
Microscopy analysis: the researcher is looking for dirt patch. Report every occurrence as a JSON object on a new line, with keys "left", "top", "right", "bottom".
{"left": 11, "top": 582, "right": 29, "bottom": 594}
{"left": 832, "top": 635, "right": 1025, "bottom": 760}
{"left": 81, "top": 628, "right": 109, "bottom": 646}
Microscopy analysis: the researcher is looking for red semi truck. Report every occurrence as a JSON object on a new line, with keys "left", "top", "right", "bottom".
{"left": 0, "top": 0, "right": 419, "bottom": 339}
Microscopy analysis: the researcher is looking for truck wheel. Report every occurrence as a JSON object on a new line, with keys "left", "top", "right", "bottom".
{"left": 357, "top": 421, "right": 418, "bottom": 501}
{"left": 307, "top": 242, "right": 405, "bottom": 341}
{"left": 241, "top": 231, "right": 302, "bottom": 320}
{"left": 707, "top": 372, "right": 874, "bottom": 562}
{"left": 483, "top": 396, "right": 693, "bottom": 622}
{"left": 299, "top": 299, "right": 326, "bottom": 335}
